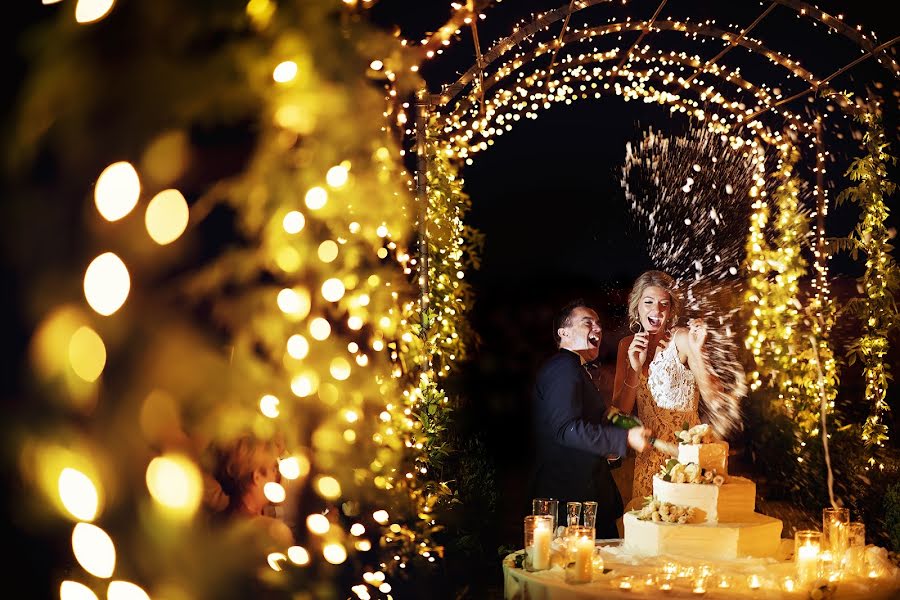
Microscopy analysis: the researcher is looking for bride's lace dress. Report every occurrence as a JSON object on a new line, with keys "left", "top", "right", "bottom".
{"left": 631, "top": 336, "right": 700, "bottom": 501}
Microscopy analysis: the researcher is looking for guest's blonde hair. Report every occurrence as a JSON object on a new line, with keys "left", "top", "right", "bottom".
{"left": 217, "top": 434, "right": 279, "bottom": 499}
{"left": 627, "top": 270, "right": 682, "bottom": 332}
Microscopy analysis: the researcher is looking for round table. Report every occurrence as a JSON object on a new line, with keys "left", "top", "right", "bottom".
{"left": 502, "top": 539, "right": 900, "bottom": 599}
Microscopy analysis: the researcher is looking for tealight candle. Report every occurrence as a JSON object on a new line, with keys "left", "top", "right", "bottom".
{"left": 662, "top": 561, "right": 678, "bottom": 575}
{"left": 782, "top": 576, "right": 795, "bottom": 592}
{"left": 868, "top": 568, "right": 878, "bottom": 579}
{"left": 716, "top": 575, "right": 731, "bottom": 589}
{"left": 692, "top": 577, "right": 706, "bottom": 595}
{"left": 618, "top": 576, "right": 633, "bottom": 590}
{"left": 658, "top": 575, "right": 674, "bottom": 591}
{"left": 748, "top": 574, "right": 761, "bottom": 590}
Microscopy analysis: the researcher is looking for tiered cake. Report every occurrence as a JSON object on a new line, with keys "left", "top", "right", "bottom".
{"left": 623, "top": 439, "right": 783, "bottom": 560}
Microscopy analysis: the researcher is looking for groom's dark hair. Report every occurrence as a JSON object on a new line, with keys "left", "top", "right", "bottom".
{"left": 553, "top": 298, "right": 590, "bottom": 348}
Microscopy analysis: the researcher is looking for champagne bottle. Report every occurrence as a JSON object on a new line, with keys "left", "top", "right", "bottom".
{"left": 605, "top": 407, "right": 679, "bottom": 458}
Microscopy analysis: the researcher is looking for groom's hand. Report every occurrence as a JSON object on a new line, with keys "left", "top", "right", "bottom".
{"left": 626, "top": 426, "right": 653, "bottom": 453}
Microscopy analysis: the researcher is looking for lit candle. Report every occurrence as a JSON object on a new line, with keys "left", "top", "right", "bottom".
{"left": 797, "top": 542, "right": 819, "bottom": 585}
{"left": 572, "top": 535, "right": 594, "bottom": 582}
{"left": 748, "top": 574, "right": 761, "bottom": 590}
{"left": 692, "top": 577, "right": 706, "bottom": 595}
{"left": 717, "top": 575, "right": 731, "bottom": 589}
{"left": 619, "top": 576, "right": 633, "bottom": 590}
{"left": 868, "top": 568, "right": 878, "bottom": 579}
{"left": 783, "top": 576, "right": 795, "bottom": 592}
{"left": 659, "top": 578, "right": 673, "bottom": 592}
{"left": 532, "top": 523, "right": 552, "bottom": 570}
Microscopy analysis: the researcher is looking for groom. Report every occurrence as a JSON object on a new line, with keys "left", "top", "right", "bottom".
{"left": 529, "top": 299, "right": 651, "bottom": 539}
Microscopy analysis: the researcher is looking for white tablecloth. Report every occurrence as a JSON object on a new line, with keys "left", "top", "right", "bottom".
{"left": 503, "top": 539, "right": 900, "bottom": 599}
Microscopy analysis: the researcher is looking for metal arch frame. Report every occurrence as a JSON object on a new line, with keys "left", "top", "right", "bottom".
{"left": 430, "top": 0, "right": 899, "bottom": 117}
{"left": 441, "top": 19, "right": 823, "bottom": 130}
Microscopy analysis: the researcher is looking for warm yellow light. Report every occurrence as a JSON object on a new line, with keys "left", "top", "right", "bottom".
{"left": 287, "top": 545, "right": 310, "bottom": 565}
{"left": 306, "top": 513, "right": 330, "bottom": 535}
{"left": 58, "top": 468, "right": 100, "bottom": 522}
{"left": 321, "top": 278, "right": 346, "bottom": 302}
{"left": 83, "top": 253, "right": 130, "bottom": 316}
{"left": 309, "top": 318, "right": 331, "bottom": 340}
{"left": 348, "top": 316, "right": 363, "bottom": 330}
{"left": 373, "top": 510, "right": 389, "bottom": 524}
{"left": 275, "top": 246, "right": 301, "bottom": 272}
{"left": 318, "top": 240, "right": 339, "bottom": 263}
{"left": 267, "top": 552, "right": 287, "bottom": 572}
{"left": 279, "top": 455, "right": 308, "bottom": 480}
{"left": 264, "top": 481, "right": 286, "bottom": 503}
{"left": 290, "top": 373, "right": 319, "bottom": 397}
{"left": 316, "top": 476, "right": 342, "bottom": 499}
{"left": 283, "top": 211, "right": 305, "bottom": 233}
{"left": 145, "top": 454, "right": 202, "bottom": 517}
{"left": 106, "top": 581, "right": 151, "bottom": 600}
{"left": 350, "top": 523, "right": 365, "bottom": 536}
{"left": 276, "top": 287, "right": 311, "bottom": 320}
{"left": 326, "top": 165, "right": 349, "bottom": 188}
{"left": 75, "top": 0, "right": 116, "bottom": 23}
{"left": 273, "top": 61, "right": 298, "bottom": 83}
{"left": 72, "top": 523, "right": 116, "bottom": 578}
{"left": 323, "top": 543, "right": 347, "bottom": 565}
{"left": 259, "top": 394, "right": 280, "bottom": 418}
{"left": 356, "top": 539, "right": 372, "bottom": 551}
{"left": 286, "top": 334, "right": 310, "bottom": 359}
{"left": 60, "top": 580, "right": 99, "bottom": 600}
{"left": 94, "top": 161, "right": 139, "bottom": 221}
{"left": 370, "top": 60, "right": 384, "bottom": 71}
{"left": 330, "top": 357, "right": 351, "bottom": 381}
{"left": 305, "top": 186, "right": 327, "bottom": 210}
{"left": 145, "top": 189, "right": 189, "bottom": 245}
{"left": 68, "top": 326, "right": 106, "bottom": 382}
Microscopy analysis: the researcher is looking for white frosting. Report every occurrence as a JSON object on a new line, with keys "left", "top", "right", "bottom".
{"left": 622, "top": 511, "right": 783, "bottom": 560}
{"left": 678, "top": 442, "right": 728, "bottom": 474}
{"left": 653, "top": 475, "right": 756, "bottom": 523}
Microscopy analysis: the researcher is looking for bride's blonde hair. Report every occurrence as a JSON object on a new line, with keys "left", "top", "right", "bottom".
{"left": 627, "top": 270, "right": 682, "bottom": 332}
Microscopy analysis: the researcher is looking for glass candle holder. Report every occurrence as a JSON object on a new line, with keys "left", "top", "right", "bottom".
{"left": 564, "top": 528, "right": 594, "bottom": 584}
{"left": 658, "top": 574, "right": 674, "bottom": 592}
{"left": 782, "top": 576, "right": 796, "bottom": 592}
{"left": 583, "top": 501, "right": 598, "bottom": 530}
{"left": 823, "top": 507, "right": 850, "bottom": 563}
{"left": 747, "top": 574, "right": 761, "bottom": 590}
{"left": 532, "top": 498, "right": 558, "bottom": 534}
{"left": 567, "top": 501, "right": 583, "bottom": 527}
{"left": 524, "top": 514, "right": 554, "bottom": 572}
{"left": 795, "top": 530, "right": 822, "bottom": 586}
{"left": 844, "top": 521, "right": 866, "bottom": 576}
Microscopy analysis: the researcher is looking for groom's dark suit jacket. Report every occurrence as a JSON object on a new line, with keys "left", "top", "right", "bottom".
{"left": 529, "top": 349, "right": 628, "bottom": 539}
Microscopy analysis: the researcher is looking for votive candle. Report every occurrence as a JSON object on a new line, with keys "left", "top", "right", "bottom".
{"left": 748, "top": 574, "right": 761, "bottom": 590}
{"left": 795, "top": 530, "right": 822, "bottom": 586}
{"left": 531, "top": 518, "right": 553, "bottom": 570}
{"left": 567, "top": 535, "right": 594, "bottom": 583}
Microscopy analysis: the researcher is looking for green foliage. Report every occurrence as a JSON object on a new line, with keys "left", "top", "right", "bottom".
{"left": 829, "top": 106, "right": 900, "bottom": 462}
{"left": 885, "top": 482, "right": 900, "bottom": 553}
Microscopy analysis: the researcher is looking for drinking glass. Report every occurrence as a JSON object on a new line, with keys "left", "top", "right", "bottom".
{"left": 567, "top": 501, "right": 582, "bottom": 527}
{"left": 583, "top": 501, "right": 598, "bottom": 530}
{"left": 844, "top": 522, "right": 866, "bottom": 576}
{"left": 823, "top": 507, "right": 850, "bottom": 565}
{"left": 532, "top": 498, "right": 558, "bottom": 534}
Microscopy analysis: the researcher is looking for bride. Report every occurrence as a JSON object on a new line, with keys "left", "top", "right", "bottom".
{"left": 612, "top": 270, "right": 723, "bottom": 508}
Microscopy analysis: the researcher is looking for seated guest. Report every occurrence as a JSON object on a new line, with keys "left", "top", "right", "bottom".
{"left": 213, "top": 433, "right": 295, "bottom": 549}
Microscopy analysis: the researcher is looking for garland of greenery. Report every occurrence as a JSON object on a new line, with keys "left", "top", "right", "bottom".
{"left": 744, "top": 144, "right": 835, "bottom": 438}
{"left": 830, "top": 107, "right": 899, "bottom": 465}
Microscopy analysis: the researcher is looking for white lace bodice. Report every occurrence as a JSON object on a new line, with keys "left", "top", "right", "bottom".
{"left": 630, "top": 336, "right": 701, "bottom": 502}
{"left": 646, "top": 337, "right": 699, "bottom": 412}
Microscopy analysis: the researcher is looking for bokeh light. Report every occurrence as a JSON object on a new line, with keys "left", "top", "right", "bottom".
{"left": 83, "top": 253, "right": 130, "bottom": 316}
{"left": 145, "top": 454, "right": 202, "bottom": 517}
{"left": 72, "top": 522, "right": 116, "bottom": 578}
{"left": 145, "top": 189, "right": 189, "bottom": 245}
{"left": 94, "top": 161, "right": 140, "bottom": 222}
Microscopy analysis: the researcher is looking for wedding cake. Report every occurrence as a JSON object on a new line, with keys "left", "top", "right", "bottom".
{"left": 623, "top": 425, "right": 783, "bottom": 560}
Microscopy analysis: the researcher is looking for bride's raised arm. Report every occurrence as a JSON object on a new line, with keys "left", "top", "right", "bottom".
{"left": 613, "top": 334, "right": 640, "bottom": 414}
